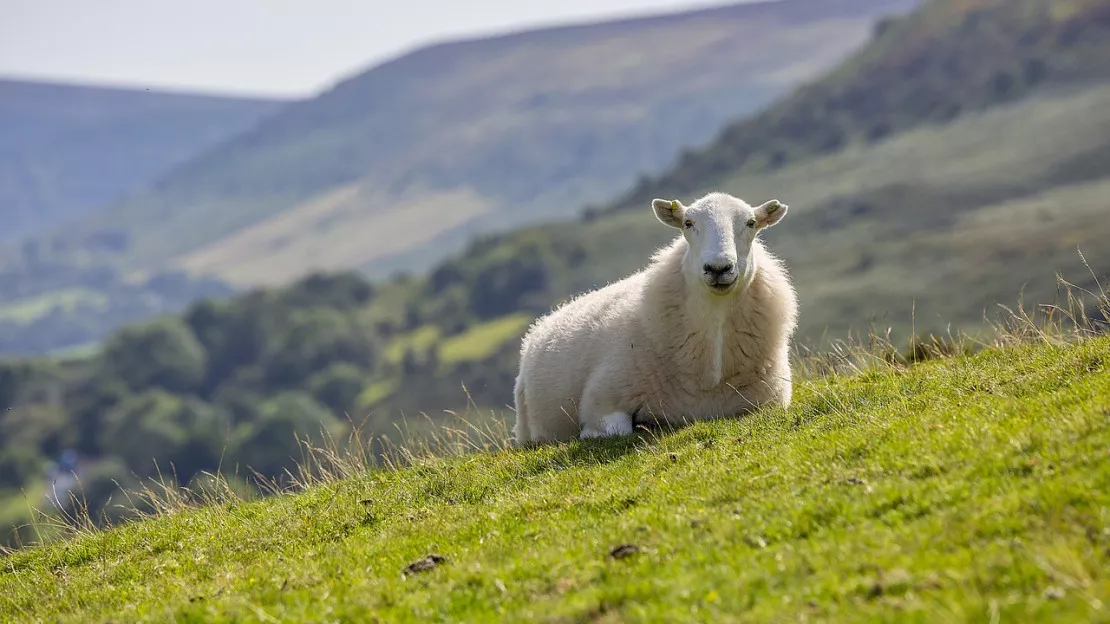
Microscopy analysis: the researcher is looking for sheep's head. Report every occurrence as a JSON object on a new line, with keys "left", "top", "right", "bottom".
{"left": 652, "top": 192, "right": 788, "bottom": 296}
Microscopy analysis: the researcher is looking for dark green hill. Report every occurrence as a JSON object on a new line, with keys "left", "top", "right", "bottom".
{"left": 0, "top": 79, "right": 285, "bottom": 243}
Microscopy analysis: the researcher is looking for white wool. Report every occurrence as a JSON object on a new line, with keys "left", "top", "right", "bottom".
{"left": 512, "top": 192, "right": 799, "bottom": 444}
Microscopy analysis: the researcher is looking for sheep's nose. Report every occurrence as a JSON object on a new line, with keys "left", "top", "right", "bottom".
{"left": 703, "top": 261, "right": 736, "bottom": 276}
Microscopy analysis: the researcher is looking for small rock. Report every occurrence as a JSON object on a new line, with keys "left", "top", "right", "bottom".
{"left": 845, "top": 476, "right": 873, "bottom": 493}
{"left": 744, "top": 535, "right": 768, "bottom": 549}
{"left": 1044, "top": 586, "right": 1065, "bottom": 601}
{"left": 609, "top": 544, "right": 641, "bottom": 559}
{"left": 404, "top": 554, "right": 447, "bottom": 575}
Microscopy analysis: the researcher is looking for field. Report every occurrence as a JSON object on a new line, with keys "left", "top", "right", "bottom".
{"left": 0, "top": 289, "right": 108, "bottom": 324}
{"left": 3, "top": 325, "right": 1109, "bottom": 622}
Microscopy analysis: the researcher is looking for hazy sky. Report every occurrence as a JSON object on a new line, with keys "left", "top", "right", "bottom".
{"left": 1, "top": 0, "right": 749, "bottom": 98}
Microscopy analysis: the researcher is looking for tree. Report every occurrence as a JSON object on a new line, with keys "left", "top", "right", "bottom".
{"left": 230, "top": 392, "right": 346, "bottom": 481}
{"left": 280, "top": 271, "right": 374, "bottom": 309}
{"left": 100, "top": 391, "right": 228, "bottom": 481}
{"left": 102, "top": 318, "right": 208, "bottom": 394}
{"left": 307, "top": 363, "right": 366, "bottom": 415}
{"left": 262, "top": 308, "right": 375, "bottom": 389}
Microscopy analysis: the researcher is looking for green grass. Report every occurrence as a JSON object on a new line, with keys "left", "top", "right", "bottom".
{"left": 0, "top": 288, "right": 107, "bottom": 324}
{"left": 438, "top": 313, "right": 533, "bottom": 365}
{"left": 384, "top": 325, "right": 443, "bottom": 364}
{"left": 4, "top": 334, "right": 1109, "bottom": 622}
{"left": 356, "top": 379, "right": 400, "bottom": 412}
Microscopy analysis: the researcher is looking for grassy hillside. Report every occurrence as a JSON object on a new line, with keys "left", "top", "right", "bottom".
{"left": 29, "top": 0, "right": 919, "bottom": 287}
{"left": 0, "top": 78, "right": 285, "bottom": 244}
{"left": 603, "top": 0, "right": 1110, "bottom": 211}
{"left": 415, "top": 0, "right": 1110, "bottom": 352}
{"left": 450, "top": 82, "right": 1110, "bottom": 347}
{"left": 3, "top": 333, "right": 1109, "bottom": 621}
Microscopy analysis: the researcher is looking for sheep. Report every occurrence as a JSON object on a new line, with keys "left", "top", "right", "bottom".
{"left": 512, "top": 191, "right": 798, "bottom": 445}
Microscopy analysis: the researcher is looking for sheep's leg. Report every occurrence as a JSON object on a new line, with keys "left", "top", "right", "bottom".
{"left": 578, "top": 369, "right": 635, "bottom": 439}
{"left": 511, "top": 374, "right": 531, "bottom": 446}
{"left": 580, "top": 412, "right": 634, "bottom": 439}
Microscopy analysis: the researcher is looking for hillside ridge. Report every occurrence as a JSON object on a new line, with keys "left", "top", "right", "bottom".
{"left": 0, "top": 78, "right": 286, "bottom": 244}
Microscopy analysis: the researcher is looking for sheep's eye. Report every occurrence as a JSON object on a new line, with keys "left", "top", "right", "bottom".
{"left": 684, "top": 220, "right": 694, "bottom": 229}
{"left": 746, "top": 219, "right": 756, "bottom": 229}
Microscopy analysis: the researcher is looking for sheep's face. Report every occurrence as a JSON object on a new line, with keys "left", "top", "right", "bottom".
{"left": 652, "top": 192, "right": 788, "bottom": 296}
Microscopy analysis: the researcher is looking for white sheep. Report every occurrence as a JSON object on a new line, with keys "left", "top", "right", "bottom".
{"left": 512, "top": 191, "right": 798, "bottom": 444}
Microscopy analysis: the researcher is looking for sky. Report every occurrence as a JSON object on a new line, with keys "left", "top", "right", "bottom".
{"left": 0, "top": 0, "right": 750, "bottom": 99}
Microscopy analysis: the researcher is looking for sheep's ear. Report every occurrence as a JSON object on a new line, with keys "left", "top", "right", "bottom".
{"left": 652, "top": 198, "right": 686, "bottom": 229}
{"left": 753, "top": 199, "right": 788, "bottom": 229}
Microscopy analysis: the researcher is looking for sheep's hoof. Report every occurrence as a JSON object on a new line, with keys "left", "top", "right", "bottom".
{"left": 580, "top": 412, "right": 634, "bottom": 439}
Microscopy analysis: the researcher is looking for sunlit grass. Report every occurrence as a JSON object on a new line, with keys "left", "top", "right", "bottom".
{"left": 0, "top": 288, "right": 108, "bottom": 324}
{"left": 439, "top": 313, "right": 533, "bottom": 365}
{"left": 383, "top": 325, "right": 442, "bottom": 363}
{"left": 2, "top": 278, "right": 1107, "bottom": 622}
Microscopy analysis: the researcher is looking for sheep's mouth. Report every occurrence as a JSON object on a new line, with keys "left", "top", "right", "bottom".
{"left": 707, "top": 280, "right": 736, "bottom": 294}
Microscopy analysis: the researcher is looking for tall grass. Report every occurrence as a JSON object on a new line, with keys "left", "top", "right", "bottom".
{"left": 5, "top": 251, "right": 1106, "bottom": 556}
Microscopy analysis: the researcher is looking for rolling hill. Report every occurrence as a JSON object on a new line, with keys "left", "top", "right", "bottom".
{"left": 0, "top": 79, "right": 286, "bottom": 244}
{"left": 425, "top": 0, "right": 1110, "bottom": 352}
{"left": 28, "top": 0, "right": 922, "bottom": 287}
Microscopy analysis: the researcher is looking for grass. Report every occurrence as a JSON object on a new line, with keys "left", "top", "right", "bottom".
{"left": 384, "top": 325, "right": 443, "bottom": 364}
{"left": 438, "top": 313, "right": 533, "bottom": 365}
{"left": 0, "top": 288, "right": 108, "bottom": 324}
{"left": 3, "top": 291, "right": 1109, "bottom": 622}
{"left": 356, "top": 379, "right": 400, "bottom": 412}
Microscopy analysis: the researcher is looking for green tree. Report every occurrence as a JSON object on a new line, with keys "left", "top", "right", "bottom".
{"left": 102, "top": 318, "right": 208, "bottom": 394}
{"left": 307, "top": 362, "right": 366, "bottom": 415}
{"left": 72, "top": 457, "right": 140, "bottom": 526}
{"left": 229, "top": 392, "right": 345, "bottom": 481}
{"left": 262, "top": 308, "right": 375, "bottom": 389}
{"left": 0, "top": 447, "right": 42, "bottom": 489}
{"left": 100, "top": 391, "right": 229, "bottom": 480}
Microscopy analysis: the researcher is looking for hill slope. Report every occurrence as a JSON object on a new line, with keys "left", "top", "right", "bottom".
{"left": 419, "top": 0, "right": 1110, "bottom": 351}
{"left": 3, "top": 336, "right": 1108, "bottom": 621}
{"left": 33, "top": 0, "right": 921, "bottom": 286}
{"left": 0, "top": 79, "right": 285, "bottom": 244}
{"left": 604, "top": 0, "right": 1110, "bottom": 210}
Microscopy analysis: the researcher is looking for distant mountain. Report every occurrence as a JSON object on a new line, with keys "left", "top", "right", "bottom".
{"left": 0, "top": 79, "right": 287, "bottom": 243}
{"left": 33, "top": 0, "right": 921, "bottom": 287}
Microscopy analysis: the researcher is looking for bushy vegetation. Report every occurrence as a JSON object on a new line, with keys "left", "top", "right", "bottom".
{"left": 0, "top": 267, "right": 545, "bottom": 547}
